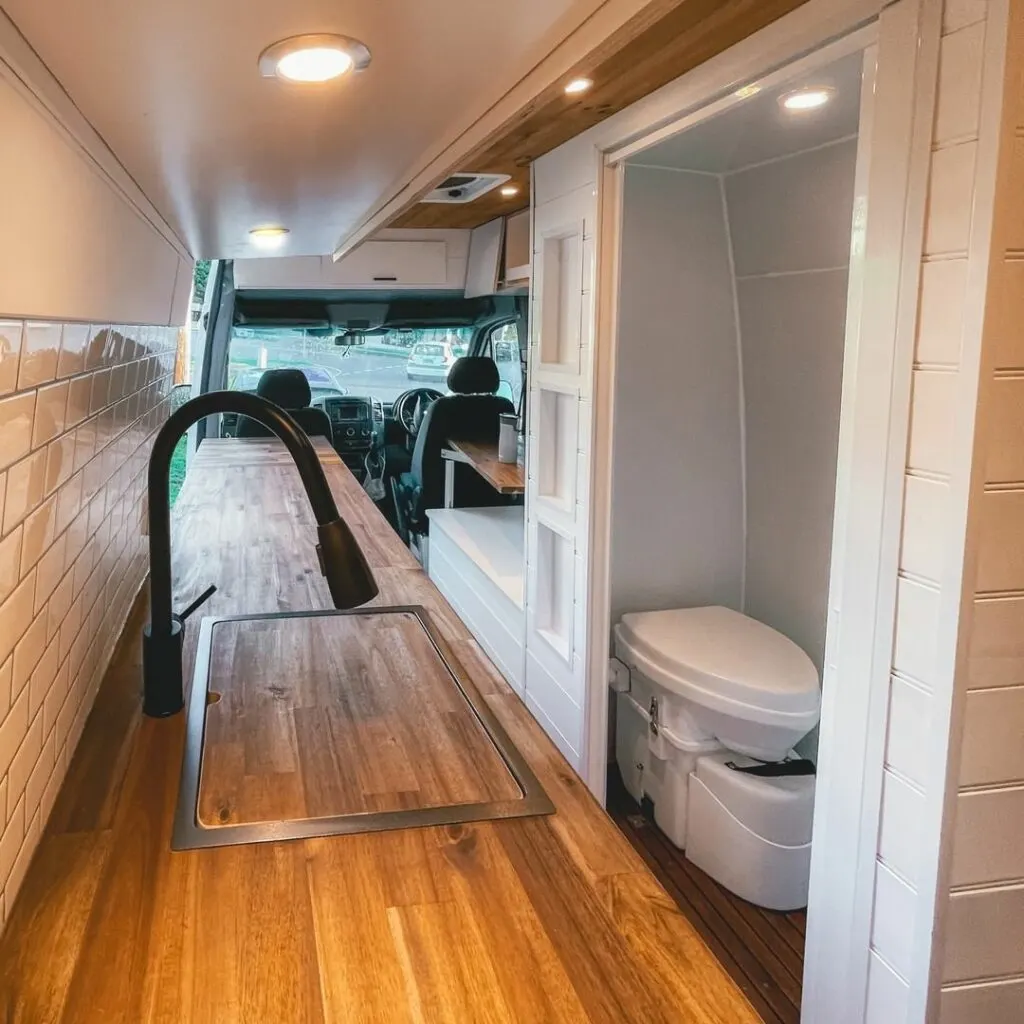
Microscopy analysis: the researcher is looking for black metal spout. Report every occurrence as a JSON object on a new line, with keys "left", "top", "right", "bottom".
{"left": 143, "top": 390, "right": 378, "bottom": 718}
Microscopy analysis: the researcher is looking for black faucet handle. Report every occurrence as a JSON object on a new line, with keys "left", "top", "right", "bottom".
{"left": 178, "top": 584, "right": 217, "bottom": 623}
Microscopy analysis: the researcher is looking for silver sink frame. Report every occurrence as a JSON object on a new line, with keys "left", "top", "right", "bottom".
{"left": 172, "top": 605, "right": 554, "bottom": 850}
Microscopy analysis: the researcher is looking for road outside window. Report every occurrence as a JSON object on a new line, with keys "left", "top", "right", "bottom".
{"left": 227, "top": 326, "right": 475, "bottom": 405}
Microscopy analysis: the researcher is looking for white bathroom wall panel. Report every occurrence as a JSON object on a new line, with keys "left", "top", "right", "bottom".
{"left": 968, "top": 594, "right": 1024, "bottom": 687}
{"left": 725, "top": 138, "right": 859, "bottom": 277}
{"left": 736, "top": 266, "right": 850, "bottom": 672}
{"left": 608, "top": 166, "right": 744, "bottom": 624}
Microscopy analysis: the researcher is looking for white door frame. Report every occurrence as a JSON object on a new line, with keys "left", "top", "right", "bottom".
{"left": 582, "top": 1, "right": 940, "bottom": 1019}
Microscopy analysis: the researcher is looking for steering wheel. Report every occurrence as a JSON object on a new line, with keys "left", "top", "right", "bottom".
{"left": 393, "top": 388, "right": 444, "bottom": 437}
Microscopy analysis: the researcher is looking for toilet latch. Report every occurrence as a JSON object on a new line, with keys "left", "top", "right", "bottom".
{"left": 648, "top": 696, "right": 659, "bottom": 736}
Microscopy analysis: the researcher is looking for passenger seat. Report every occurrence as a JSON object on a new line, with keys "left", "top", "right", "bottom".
{"left": 236, "top": 368, "right": 334, "bottom": 443}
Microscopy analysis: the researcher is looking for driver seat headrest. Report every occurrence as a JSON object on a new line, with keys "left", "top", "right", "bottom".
{"left": 447, "top": 357, "right": 499, "bottom": 395}
{"left": 256, "top": 368, "right": 312, "bottom": 409}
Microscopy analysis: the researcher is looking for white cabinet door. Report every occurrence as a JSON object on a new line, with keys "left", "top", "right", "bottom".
{"left": 523, "top": 183, "right": 598, "bottom": 770}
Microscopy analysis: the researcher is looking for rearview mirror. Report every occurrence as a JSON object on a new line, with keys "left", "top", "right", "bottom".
{"left": 335, "top": 334, "right": 367, "bottom": 347}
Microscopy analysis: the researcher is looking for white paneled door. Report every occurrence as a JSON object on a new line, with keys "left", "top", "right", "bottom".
{"left": 523, "top": 183, "right": 597, "bottom": 770}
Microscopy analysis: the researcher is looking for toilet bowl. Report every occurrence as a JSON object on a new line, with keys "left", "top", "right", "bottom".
{"left": 613, "top": 605, "right": 821, "bottom": 762}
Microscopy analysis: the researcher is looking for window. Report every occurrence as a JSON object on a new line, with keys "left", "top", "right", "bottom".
{"left": 226, "top": 325, "right": 475, "bottom": 405}
{"left": 483, "top": 322, "right": 525, "bottom": 407}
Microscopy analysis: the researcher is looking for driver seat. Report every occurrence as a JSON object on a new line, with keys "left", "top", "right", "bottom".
{"left": 394, "top": 357, "right": 514, "bottom": 540}
{"left": 237, "top": 369, "right": 333, "bottom": 443}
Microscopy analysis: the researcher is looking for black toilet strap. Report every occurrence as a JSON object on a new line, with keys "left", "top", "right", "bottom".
{"left": 725, "top": 758, "right": 817, "bottom": 778}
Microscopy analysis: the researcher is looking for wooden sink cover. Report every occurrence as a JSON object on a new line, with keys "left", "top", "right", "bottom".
{"left": 175, "top": 607, "right": 551, "bottom": 849}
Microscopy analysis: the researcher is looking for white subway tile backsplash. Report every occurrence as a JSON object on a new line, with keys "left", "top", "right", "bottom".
{"left": 31, "top": 381, "right": 68, "bottom": 451}
{"left": 0, "top": 392, "right": 37, "bottom": 473}
{"left": 924, "top": 142, "right": 978, "bottom": 255}
{"left": 0, "top": 316, "right": 176, "bottom": 929}
{"left": 3, "top": 449, "right": 46, "bottom": 538}
{"left": 959, "top": 686, "right": 1024, "bottom": 786}
{"left": 17, "top": 323, "right": 60, "bottom": 390}
{"left": 0, "top": 323, "right": 22, "bottom": 396}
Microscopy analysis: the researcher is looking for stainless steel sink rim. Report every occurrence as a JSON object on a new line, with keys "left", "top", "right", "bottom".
{"left": 172, "top": 605, "right": 554, "bottom": 851}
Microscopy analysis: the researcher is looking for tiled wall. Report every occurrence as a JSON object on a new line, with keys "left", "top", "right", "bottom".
{"left": 0, "top": 318, "right": 176, "bottom": 926}
{"left": 938, "top": 0, "right": 1024, "bottom": 1017}
{"left": 864, "top": 0, "right": 996, "bottom": 1019}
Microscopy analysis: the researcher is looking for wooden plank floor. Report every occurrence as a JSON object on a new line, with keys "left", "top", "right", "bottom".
{"left": 607, "top": 768, "right": 806, "bottom": 1024}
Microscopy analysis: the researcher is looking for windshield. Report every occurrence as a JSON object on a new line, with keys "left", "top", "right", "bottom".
{"left": 228, "top": 325, "right": 476, "bottom": 404}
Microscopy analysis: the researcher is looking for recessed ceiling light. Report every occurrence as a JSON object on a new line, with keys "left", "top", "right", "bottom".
{"left": 259, "top": 34, "right": 372, "bottom": 83}
{"left": 500, "top": 185, "right": 520, "bottom": 197}
{"left": 565, "top": 77, "right": 593, "bottom": 96}
{"left": 249, "top": 226, "right": 290, "bottom": 250}
{"left": 734, "top": 84, "right": 762, "bottom": 100}
{"left": 780, "top": 86, "right": 834, "bottom": 112}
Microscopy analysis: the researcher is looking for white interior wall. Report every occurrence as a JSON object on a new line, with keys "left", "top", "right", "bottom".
{"left": 729, "top": 138, "right": 858, "bottom": 676}
{"left": 609, "top": 166, "right": 744, "bottom": 624}
{"left": 0, "top": 62, "right": 189, "bottom": 326}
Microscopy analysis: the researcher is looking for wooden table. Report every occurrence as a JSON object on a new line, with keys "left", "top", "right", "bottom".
{"left": 0, "top": 437, "right": 757, "bottom": 1023}
{"left": 441, "top": 437, "right": 525, "bottom": 507}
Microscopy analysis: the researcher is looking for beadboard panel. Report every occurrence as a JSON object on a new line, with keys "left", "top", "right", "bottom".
{"left": 958, "top": 685, "right": 1024, "bottom": 786}
{"left": 871, "top": 862, "right": 917, "bottom": 981}
{"left": 950, "top": 785, "right": 1024, "bottom": 886}
{"left": 885, "top": 676, "right": 934, "bottom": 790}
{"left": 899, "top": 475, "right": 950, "bottom": 582}
{"left": 865, "top": 951, "right": 911, "bottom": 1024}
{"left": 983, "top": 376, "right": 1024, "bottom": 482}
{"left": 943, "top": 884, "right": 1024, "bottom": 982}
{"left": 974, "top": 489, "right": 1024, "bottom": 591}
{"left": 987, "top": 258, "right": 1024, "bottom": 369}
{"left": 940, "top": 977, "right": 1024, "bottom": 1022}
{"left": 968, "top": 595, "right": 1024, "bottom": 688}
{"left": 878, "top": 769, "right": 927, "bottom": 888}
{"left": 893, "top": 576, "right": 941, "bottom": 685}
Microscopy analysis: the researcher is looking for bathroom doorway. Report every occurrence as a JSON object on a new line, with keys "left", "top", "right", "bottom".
{"left": 592, "top": 37, "right": 880, "bottom": 1024}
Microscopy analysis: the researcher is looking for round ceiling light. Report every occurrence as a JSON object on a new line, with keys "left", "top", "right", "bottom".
{"left": 259, "top": 34, "right": 372, "bottom": 83}
{"left": 780, "top": 86, "right": 834, "bottom": 112}
{"left": 500, "top": 185, "right": 520, "bottom": 197}
{"left": 565, "top": 77, "right": 593, "bottom": 96}
{"left": 249, "top": 226, "right": 290, "bottom": 250}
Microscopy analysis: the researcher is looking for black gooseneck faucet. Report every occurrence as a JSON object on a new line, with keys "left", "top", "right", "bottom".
{"left": 143, "top": 390, "right": 379, "bottom": 718}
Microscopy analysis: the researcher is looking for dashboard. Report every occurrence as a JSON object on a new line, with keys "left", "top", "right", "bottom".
{"left": 316, "top": 396, "right": 385, "bottom": 473}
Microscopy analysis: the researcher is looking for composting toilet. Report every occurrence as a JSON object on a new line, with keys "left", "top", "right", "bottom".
{"left": 612, "top": 605, "right": 821, "bottom": 911}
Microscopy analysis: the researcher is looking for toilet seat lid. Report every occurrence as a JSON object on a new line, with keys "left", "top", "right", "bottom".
{"left": 617, "top": 606, "right": 820, "bottom": 718}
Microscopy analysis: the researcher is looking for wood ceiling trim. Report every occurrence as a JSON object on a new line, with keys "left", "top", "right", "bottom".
{"left": 392, "top": 0, "right": 807, "bottom": 230}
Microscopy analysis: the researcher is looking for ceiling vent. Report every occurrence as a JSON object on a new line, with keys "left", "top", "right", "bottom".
{"left": 421, "top": 172, "right": 511, "bottom": 204}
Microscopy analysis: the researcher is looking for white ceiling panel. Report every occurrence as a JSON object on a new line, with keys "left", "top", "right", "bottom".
{"left": 2, "top": 0, "right": 594, "bottom": 257}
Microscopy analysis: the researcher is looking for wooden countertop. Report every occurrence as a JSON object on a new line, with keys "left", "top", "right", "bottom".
{"left": 0, "top": 437, "right": 757, "bottom": 1023}
{"left": 446, "top": 437, "right": 526, "bottom": 494}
